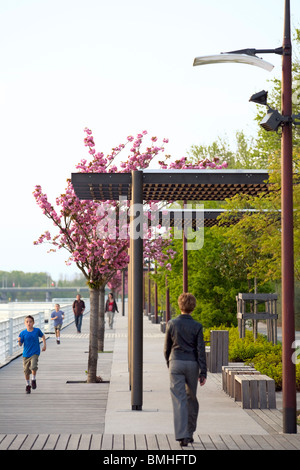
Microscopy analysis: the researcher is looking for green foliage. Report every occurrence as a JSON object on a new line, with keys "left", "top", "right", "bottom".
{"left": 0, "top": 270, "right": 53, "bottom": 287}
{"left": 250, "top": 350, "right": 283, "bottom": 391}
{"left": 155, "top": 228, "right": 274, "bottom": 328}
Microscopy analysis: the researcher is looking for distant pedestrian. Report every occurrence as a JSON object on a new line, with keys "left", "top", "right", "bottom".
{"left": 18, "top": 315, "right": 46, "bottom": 394}
{"left": 105, "top": 292, "right": 118, "bottom": 329}
{"left": 51, "top": 304, "right": 65, "bottom": 344}
{"left": 164, "top": 293, "right": 207, "bottom": 447}
{"left": 72, "top": 294, "right": 85, "bottom": 333}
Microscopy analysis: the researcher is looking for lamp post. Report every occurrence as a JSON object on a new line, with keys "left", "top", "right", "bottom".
{"left": 193, "top": 0, "right": 296, "bottom": 433}
{"left": 280, "top": 0, "right": 296, "bottom": 434}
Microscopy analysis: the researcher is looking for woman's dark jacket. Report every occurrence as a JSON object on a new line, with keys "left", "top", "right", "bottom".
{"left": 164, "top": 314, "right": 207, "bottom": 378}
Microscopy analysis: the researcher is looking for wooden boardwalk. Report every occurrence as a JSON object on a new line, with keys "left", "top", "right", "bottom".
{"left": 1, "top": 430, "right": 300, "bottom": 451}
{"left": 0, "top": 313, "right": 299, "bottom": 451}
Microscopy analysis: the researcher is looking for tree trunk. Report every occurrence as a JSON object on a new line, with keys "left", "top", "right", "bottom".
{"left": 87, "top": 287, "right": 99, "bottom": 383}
{"left": 98, "top": 284, "right": 105, "bottom": 352}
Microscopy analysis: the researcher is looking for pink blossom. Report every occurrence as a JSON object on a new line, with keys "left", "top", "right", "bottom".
{"left": 33, "top": 127, "right": 227, "bottom": 285}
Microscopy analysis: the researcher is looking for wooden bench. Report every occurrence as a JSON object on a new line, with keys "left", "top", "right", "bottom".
{"left": 227, "top": 369, "right": 260, "bottom": 397}
{"left": 234, "top": 374, "right": 276, "bottom": 409}
{"left": 222, "top": 364, "right": 252, "bottom": 393}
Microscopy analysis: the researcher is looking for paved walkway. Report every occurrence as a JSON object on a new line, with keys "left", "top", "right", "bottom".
{"left": 0, "top": 304, "right": 299, "bottom": 452}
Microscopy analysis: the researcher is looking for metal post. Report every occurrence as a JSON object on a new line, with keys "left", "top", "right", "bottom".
{"left": 183, "top": 201, "right": 188, "bottom": 292}
{"left": 148, "top": 261, "right": 151, "bottom": 314}
{"left": 131, "top": 170, "right": 143, "bottom": 410}
{"left": 166, "top": 277, "right": 170, "bottom": 322}
{"left": 128, "top": 244, "right": 132, "bottom": 389}
{"left": 281, "top": 0, "right": 296, "bottom": 433}
{"left": 154, "top": 265, "right": 158, "bottom": 323}
{"left": 122, "top": 268, "right": 125, "bottom": 316}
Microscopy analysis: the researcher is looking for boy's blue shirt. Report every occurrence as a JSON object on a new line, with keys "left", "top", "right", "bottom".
{"left": 51, "top": 310, "right": 64, "bottom": 327}
{"left": 19, "top": 328, "right": 44, "bottom": 357}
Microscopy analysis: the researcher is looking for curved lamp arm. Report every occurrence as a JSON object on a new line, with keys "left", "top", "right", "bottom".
{"left": 193, "top": 53, "right": 274, "bottom": 72}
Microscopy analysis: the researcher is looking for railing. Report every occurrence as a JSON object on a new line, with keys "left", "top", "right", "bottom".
{"left": 0, "top": 311, "right": 45, "bottom": 366}
{"left": 0, "top": 300, "right": 90, "bottom": 366}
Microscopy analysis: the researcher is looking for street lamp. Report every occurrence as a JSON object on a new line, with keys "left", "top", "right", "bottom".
{"left": 193, "top": 53, "right": 274, "bottom": 71}
{"left": 194, "top": 0, "right": 297, "bottom": 433}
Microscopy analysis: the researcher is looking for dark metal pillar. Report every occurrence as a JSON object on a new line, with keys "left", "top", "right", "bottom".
{"left": 183, "top": 201, "right": 188, "bottom": 292}
{"left": 148, "top": 261, "right": 151, "bottom": 314}
{"left": 166, "top": 277, "right": 170, "bottom": 322}
{"left": 281, "top": 0, "right": 296, "bottom": 433}
{"left": 131, "top": 170, "right": 143, "bottom": 410}
{"left": 154, "top": 265, "right": 158, "bottom": 322}
{"left": 128, "top": 244, "right": 132, "bottom": 389}
{"left": 122, "top": 268, "right": 125, "bottom": 316}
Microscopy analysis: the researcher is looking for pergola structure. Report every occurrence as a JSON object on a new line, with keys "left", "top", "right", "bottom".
{"left": 72, "top": 169, "right": 269, "bottom": 410}
{"left": 72, "top": 169, "right": 268, "bottom": 202}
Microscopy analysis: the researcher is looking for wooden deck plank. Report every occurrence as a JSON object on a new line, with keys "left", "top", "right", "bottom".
{"left": 112, "top": 433, "right": 124, "bottom": 450}
{"left": 90, "top": 434, "right": 102, "bottom": 450}
{"left": 66, "top": 433, "right": 81, "bottom": 450}
{"left": 256, "top": 434, "right": 287, "bottom": 450}
{"left": 156, "top": 434, "right": 170, "bottom": 450}
{"left": 253, "top": 409, "right": 282, "bottom": 433}
{"left": 78, "top": 434, "right": 92, "bottom": 450}
{"left": 282, "top": 434, "right": 300, "bottom": 450}
{"left": 145, "top": 434, "right": 159, "bottom": 450}
{"left": 101, "top": 433, "right": 113, "bottom": 450}
{"left": 31, "top": 434, "right": 49, "bottom": 450}
{"left": 251, "top": 434, "right": 274, "bottom": 450}
{"left": 218, "top": 434, "right": 240, "bottom": 450}
{"left": 165, "top": 434, "right": 182, "bottom": 450}
{"left": 208, "top": 433, "right": 229, "bottom": 450}
{"left": 134, "top": 434, "right": 147, "bottom": 450}
{"left": 43, "top": 433, "right": 59, "bottom": 450}
{"left": 0, "top": 434, "right": 16, "bottom": 450}
{"left": 198, "top": 434, "right": 217, "bottom": 450}
{"left": 271, "top": 434, "right": 299, "bottom": 450}
{"left": 7, "top": 433, "right": 27, "bottom": 450}
{"left": 189, "top": 434, "right": 205, "bottom": 451}
{"left": 230, "top": 434, "right": 251, "bottom": 450}
{"left": 124, "top": 434, "right": 136, "bottom": 450}
{"left": 19, "top": 434, "right": 38, "bottom": 450}
{"left": 55, "top": 434, "right": 70, "bottom": 450}
{"left": 240, "top": 434, "right": 263, "bottom": 450}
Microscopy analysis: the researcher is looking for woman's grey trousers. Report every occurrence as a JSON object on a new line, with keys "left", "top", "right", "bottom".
{"left": 169, "top": 359, "right": 199, "bottom": 441}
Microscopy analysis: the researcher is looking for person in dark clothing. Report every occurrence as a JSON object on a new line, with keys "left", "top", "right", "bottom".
{"left": 164, "top": 293, "right": 207, "bottom": 447}
{"left": 72, "top": 294, "right": 85, "bottom": 333}
{"left": 105, "top": 292, "right": 119, "bottom": 329}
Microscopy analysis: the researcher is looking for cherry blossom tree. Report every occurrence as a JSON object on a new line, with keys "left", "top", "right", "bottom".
{"left": 33, "top": 128, "right": 227, "bottom": 382}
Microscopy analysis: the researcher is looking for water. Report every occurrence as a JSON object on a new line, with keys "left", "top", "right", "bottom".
{"left": 0, "top": 299, "right": 76, "bottom": 320}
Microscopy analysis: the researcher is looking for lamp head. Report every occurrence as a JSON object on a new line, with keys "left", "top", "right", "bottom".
{"left": 249, "top": 90, "right": 268, "bottom": 106}
{"left": 260, "top": 109, "right": 285, "bottom": 132}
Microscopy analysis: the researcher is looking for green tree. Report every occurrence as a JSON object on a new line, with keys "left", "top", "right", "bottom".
{"left": 154, "top": 229, "right": 274, "bottom": 328}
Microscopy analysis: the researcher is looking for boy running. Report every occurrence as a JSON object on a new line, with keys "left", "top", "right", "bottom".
{"left": 18, "top": 315, "right": 46, "bottom": 394}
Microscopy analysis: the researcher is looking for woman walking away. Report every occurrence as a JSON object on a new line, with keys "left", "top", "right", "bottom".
{"left": 105, "top": 292, "right": 119, "bottom": 329}
{"left": 164, "top": 293, "right": 207, "bottom": 447}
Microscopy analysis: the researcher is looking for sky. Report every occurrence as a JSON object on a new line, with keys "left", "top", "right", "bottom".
{"left": 0, "top": 0, "right": 299, "bottom": 282}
